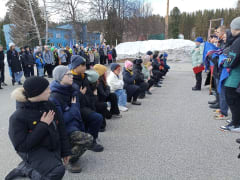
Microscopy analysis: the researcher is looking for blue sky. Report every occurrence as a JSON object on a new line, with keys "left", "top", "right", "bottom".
{"left": 0, "top": 0, "right": 238, "bottom": 20}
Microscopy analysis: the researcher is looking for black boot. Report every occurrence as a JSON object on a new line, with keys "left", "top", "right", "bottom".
{"left": 5, "top": 161, "right": 31, "bottom": 180}
{"left": 208, "top": 100, "right": 217, "bottom": 104}
{"left": 192, "top": 87, "right": 201, "bottom": 91}
{"left": 88, "top": 139, "right": 104, "bottom": 152}
{"left": 209, "top": 103, "right": 220, "bottom": 109}
{"left": 12, "top": 79, "right": 15, "bottom": 86}
{"left": 146, "top": 91, "right": 152, "bottom": 95}
{"left": 132, "top": 100, "right": 141, "bottom": 105}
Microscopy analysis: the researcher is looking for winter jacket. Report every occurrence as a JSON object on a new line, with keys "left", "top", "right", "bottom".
{"left": 191, "top": 44, "right": 204, "bottom": 67}
{"left": 152, "top": 58, "right": 161, "bottom": 72}
{"left": 50, "top": 81, "right": 85, "bottom": 135}
{"left": 97, "top": 78, "right": 110, "bottom": 102}
{"left": 7, "top": 50, "right": 22, "bottom": 73}
{"left": 22, "top": 51, "right": 35, "bottom": 67}
{"left": 64, "top": 50, "right": 71, "bottom": 64}
{"left": 122, "top": 68, "right": 139, "bottom": 96}
{"left": 107, "top": 71, "right": 124, "bottom": 92}
{"left": 133, "top": 60, "right": 145, "bottom": 84}
{"left": 112, "top": 48, "right": 117, "bottom": 59}
{"left": 224, "top": 34, "right": 240, "bottom": 88}
{"left": 59, "top": 49, "right": 67, "bottom": 64}
{"left": 142, "top": 64, "right": 150, "bottom": 81}
{"left": 72, "top": 72, "right": 96, "bottom": 120}
{"left": 99, "top": 48, "right": 104, "bottom": 56}
{"left": 35, "top": 56, "right": 45, "bottom": 68}
{"left": 43, "top": 50, "right": 54, "bottom": 65}
{"left": 0, "top": 50, "right": 4, "bottom": 66}
{"left": 9, "top": 88, "right": 71, "bottom": 158}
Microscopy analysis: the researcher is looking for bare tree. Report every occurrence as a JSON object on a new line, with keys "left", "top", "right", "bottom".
{"left": 50, "top": 0, "right": 88, "bottom": 41}
{"left": 7, "top": 0, "right": 45, "bottom": 47}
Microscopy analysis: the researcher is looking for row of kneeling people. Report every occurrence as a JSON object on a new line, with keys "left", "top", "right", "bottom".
{"left": 5, "top": 50, "right": 170, "bottom": 179}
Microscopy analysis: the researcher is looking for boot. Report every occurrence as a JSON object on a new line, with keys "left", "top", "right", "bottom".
{"left": 146, "top": 91, "right": 152, "bottom": 95}
{"left": 138, "top": 94, "right": 145, "bottom": 99}
{"left": 192, "top": 87, "right": 201, "bottom": 91}
{"left": 18, "top": 81, "right": 22, "bottom": 85}
{"left": 88, "top": 139, "right": 104, "bottom": 152}
{"left": 5, "top": 161, "right": 32, "bottom": 180}
{"left": 208, "top": 99, "right": 217, "bottom": 104}
{"left": 12, "top": 79, "right": 15, "bottom": 86}
{"left": 209, "top": 103, "right": 220, "bottom": 109}
{"left": 132, "top": 100, "right": 141, "bottom": 105}
{"left": 67, "top": 162, "right": 82, "bottom": 173}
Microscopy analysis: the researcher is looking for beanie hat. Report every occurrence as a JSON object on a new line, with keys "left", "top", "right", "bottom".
{"left": 110, "top": 63, "right": 121, "bottom": 72}
{"left": 70, "top": 55, "right": 86, "bottom": 69}
{"left": 230, "top": 17, "right": 240, "bottom": 30}
{"left": 85, "top": 70, "right": 99, "bottom": 83}
{"left": 133, "top": 59, "right": 143, "bottom": 65}
{"left": 195, "top": 37, "right": 204, "bottom": 43}
{"left": 53, "top": 65, "right": 69, "bottom": 82}
{"left": 125, "top": 60, "right": 133, "bottom": 69}
{"left": 163, "top": 52, "right": 168, "bottom": 57}
{"left": 23, "top": 76, "right": 49, "bottom": 98}
{"left": 93, "top": 64, "right": 107, "bottom": 76}
{"left": 147, "top": 51, "right": 153, "bottom": 55}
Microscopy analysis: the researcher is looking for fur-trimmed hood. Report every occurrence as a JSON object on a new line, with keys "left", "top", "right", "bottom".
{"left": 11, "top": 87, "right": 28, "bottom": 102}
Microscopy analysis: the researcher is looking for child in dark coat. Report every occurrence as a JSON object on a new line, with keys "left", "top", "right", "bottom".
{"left": 133, "top": 59, "right": 149, "bottom": 99}
{"left": 6, "top": 76, "right": 71, "bottom": 180}
{"left": 50, "top": 65, "right": 94, "bottom": 173}
{"left": 122, "top": 60, "right": 141, "bottom": 105}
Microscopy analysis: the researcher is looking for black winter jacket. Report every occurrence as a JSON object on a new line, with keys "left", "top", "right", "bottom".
{"left": 9, "top": 93, "right": 71, "bottom": 158}
{"left": 22, "top": 51, "right": 35, "bottom": 66}
{"left": 7, "top": 50, "right": 22, "bottom": 73}
{"left": 97, "top": 78, "right": 110, "bottom": 102}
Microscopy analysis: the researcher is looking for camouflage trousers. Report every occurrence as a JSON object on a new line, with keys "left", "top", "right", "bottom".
{"left": 69, "top": 131, "right": 93, "bottom": 163}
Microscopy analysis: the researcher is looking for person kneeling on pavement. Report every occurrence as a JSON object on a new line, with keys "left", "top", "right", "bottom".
{"left": 70, "top": 55, "right": 104, "bottom": 152}
{"left": 6, "top": 76, "right": 71, "bottom": 180}
{"left": 94, "top": 64, "right": 122, "bottom": 122}
{"left": 151, "top": 52, "right": 164, "bottom": 87}
{"left": 50, "top": 65, "right": 94, "bottom": 173}
{"left": 142, "top": 55, "right": 155, "bottom": 95}
{"left": 133, "top": 59, "right": 149, "bottom": 99}
{"left": 123, "top": 60, "right": 141, "bottom": 105}
{"left": 107, "top": 63, "right": 128, "bottom": 112}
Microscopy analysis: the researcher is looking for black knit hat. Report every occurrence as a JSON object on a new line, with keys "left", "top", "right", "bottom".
{"left": 23, "top": 76, "right": 49, "bottom": 98}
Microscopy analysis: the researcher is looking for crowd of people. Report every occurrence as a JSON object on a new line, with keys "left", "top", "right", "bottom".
{"left": 5, "top": 42, "right": 170, "bottom": 179}
{"left": 0, "top": 43, "right": 117, "bottom": 89}
{"left": 191, "top": 17, "right": 240, "bottom": 134}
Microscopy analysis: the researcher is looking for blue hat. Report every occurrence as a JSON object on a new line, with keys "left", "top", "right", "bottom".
{"left": 110, "top": 63, "right": 121, "bottom": 72}
{"left": 70, "top": 55, "right": 85, "bottom": 69}
{"left": 195, "top": 37, "right": 204, "bottom": 43}
{"left": 163, "top": 52, "right": 168, "bottom": 57}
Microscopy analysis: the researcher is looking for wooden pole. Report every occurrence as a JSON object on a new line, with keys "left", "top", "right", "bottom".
{"left": 165, "top": 0, "right": 169, "bottom": 39}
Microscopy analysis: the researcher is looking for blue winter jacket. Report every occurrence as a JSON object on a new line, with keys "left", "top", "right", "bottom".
{"left": 49, "top": 81, "right": 85, "bottom": 135}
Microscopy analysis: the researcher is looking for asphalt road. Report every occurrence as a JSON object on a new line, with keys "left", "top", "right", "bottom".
{"left": 0, "top": 62, "right": 240, "bottom": 180}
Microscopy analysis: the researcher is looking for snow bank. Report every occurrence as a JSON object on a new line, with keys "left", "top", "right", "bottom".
{"left": 116, "top": 39, "right": 195, "bottom": 61}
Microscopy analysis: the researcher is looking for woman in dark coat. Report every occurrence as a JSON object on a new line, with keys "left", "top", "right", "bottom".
{"left": 7, "top": 43, "right": 23, "bottom": 85}
{"left": 133, "top": 59, "right": 149, "bottom": 99}
{"left": 6, "top": 76, "right": 71, "bottom": 180}
{"left": 122, "top": 60, "right": 141, "bottom": 105}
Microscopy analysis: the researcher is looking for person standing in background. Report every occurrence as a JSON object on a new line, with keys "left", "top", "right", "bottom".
{"left": 43, "top": 45, "right": 54, "bottom": 78}
{"left": 0, "top": 45, "right": 7, "bottom": 87}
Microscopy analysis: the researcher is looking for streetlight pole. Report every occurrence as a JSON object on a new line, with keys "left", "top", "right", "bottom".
{"left": 165, "top": 0, "right": 169, "bottom": 39}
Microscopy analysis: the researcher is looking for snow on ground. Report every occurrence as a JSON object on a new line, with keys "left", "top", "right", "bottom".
{"left": 116, "top": 39, "right": 195, "bottom": 62}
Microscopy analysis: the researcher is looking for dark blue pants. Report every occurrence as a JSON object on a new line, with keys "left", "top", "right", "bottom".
{"left": 85, "top": 112, "right": 103, "bottom": 139}
{"left": 24, "top": 65, "right": 34, "bottom": 78}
